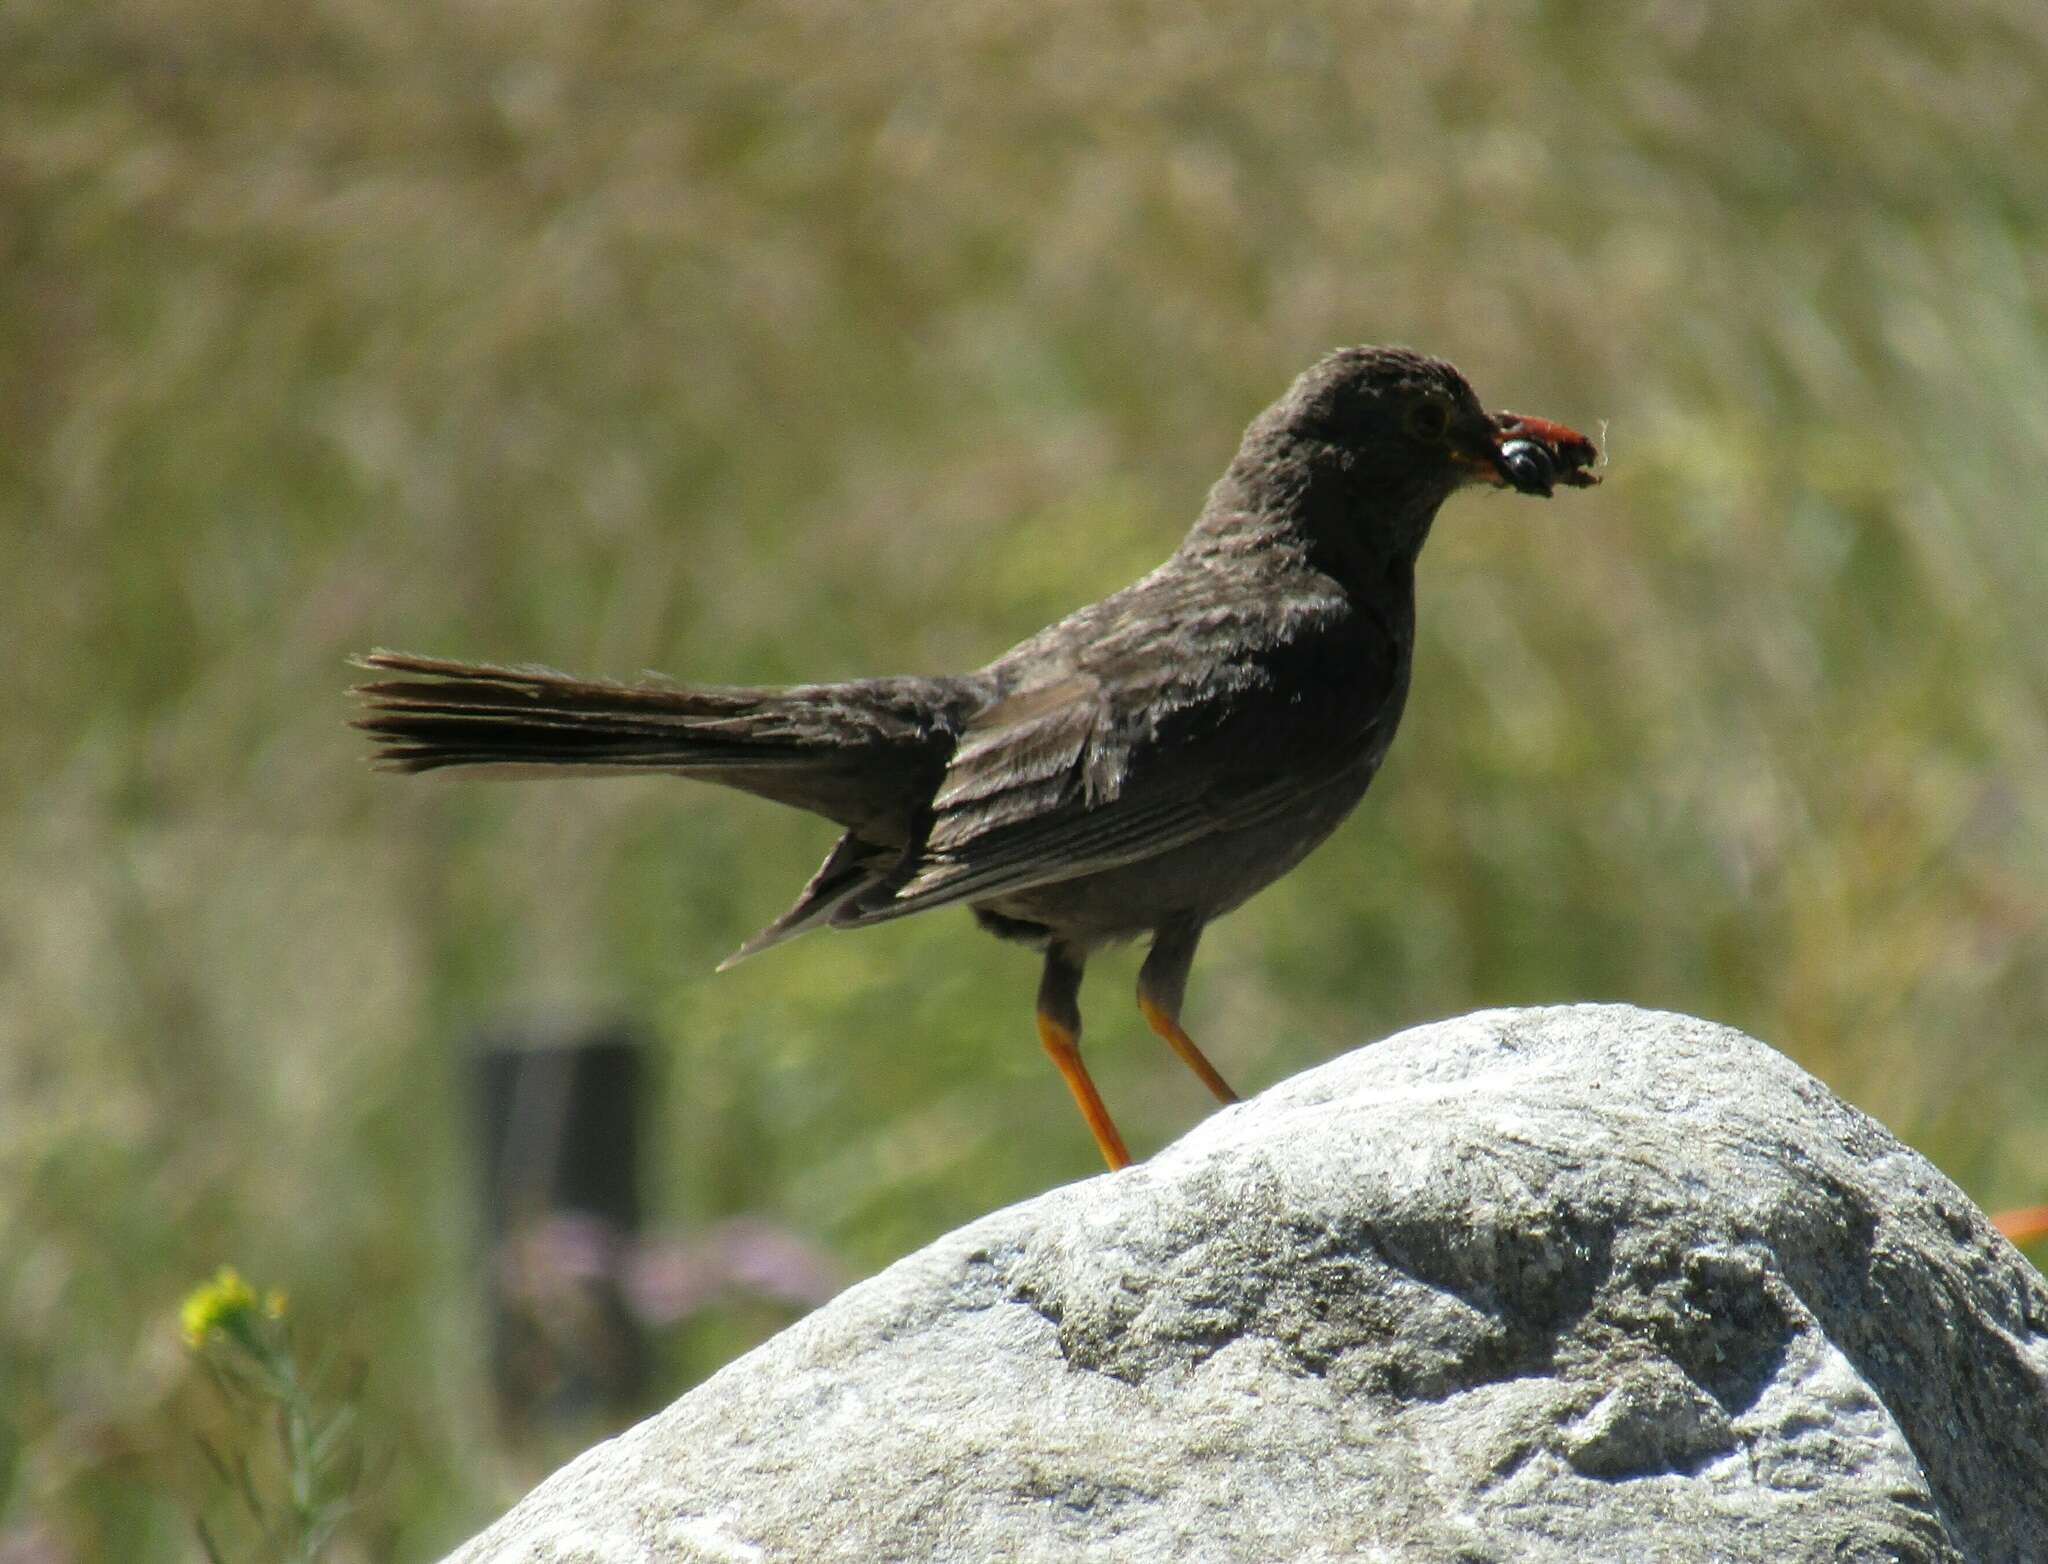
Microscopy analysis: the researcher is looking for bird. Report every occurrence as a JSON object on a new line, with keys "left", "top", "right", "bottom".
{"left": 353, "top": 346, "right": 1599, "bottom": 1171}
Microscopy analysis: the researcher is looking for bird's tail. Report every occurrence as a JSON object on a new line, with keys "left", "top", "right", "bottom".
{"left": 350, "top": 651, "right": 957, "bottom": 832}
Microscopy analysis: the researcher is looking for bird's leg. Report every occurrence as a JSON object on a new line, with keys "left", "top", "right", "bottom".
{"left": 1138, "top": 920, "right": 1239, "bottom": 1106}
{"left": 1036, "top": 944, "right": 1131, "bottom": 1171}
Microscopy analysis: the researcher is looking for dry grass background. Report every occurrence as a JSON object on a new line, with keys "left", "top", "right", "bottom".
{"left": 6, "top": 0, "right": 2048, "bottom": 1555}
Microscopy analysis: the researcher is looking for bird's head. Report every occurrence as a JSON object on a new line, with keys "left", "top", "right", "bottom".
{"left": 1201, "top": 346, "right": 1599, "bottom": 565}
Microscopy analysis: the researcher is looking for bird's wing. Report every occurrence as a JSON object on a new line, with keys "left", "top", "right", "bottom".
{"left": 839, "top": 578, "right": 1398, "bottom": 924}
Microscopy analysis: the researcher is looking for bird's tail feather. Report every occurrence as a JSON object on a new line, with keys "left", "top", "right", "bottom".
{"left": 351, "top": 651, "right": 956, "bottom": 831}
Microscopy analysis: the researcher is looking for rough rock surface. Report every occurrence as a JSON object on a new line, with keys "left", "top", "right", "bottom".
{"left": 446, "top": 1005, "right": 2048, "bottom": 1563}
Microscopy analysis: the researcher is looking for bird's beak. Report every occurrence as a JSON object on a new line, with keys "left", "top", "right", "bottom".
{"left": 1453, "top": 412, "right": 1602, "bottom": 497}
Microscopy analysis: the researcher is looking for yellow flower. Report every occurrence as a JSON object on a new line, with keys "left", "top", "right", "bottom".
{"left": 180, "top": 1266, "right": 261, "bottom": 1348}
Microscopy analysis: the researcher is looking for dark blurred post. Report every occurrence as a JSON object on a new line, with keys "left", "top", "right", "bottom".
{"left": 475, "top": 1020, "right": 648, "bottom": 1434}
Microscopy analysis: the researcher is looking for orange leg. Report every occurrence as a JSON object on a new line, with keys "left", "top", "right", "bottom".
{"left": 1994, "top": 1204, "right": 2048, "bottom": 1246}
{"left": 1037, "top": 1011, "right": 1132, "bottom": 1171}
{"left": 1138, "top": 995, "right": 1239, "bottom": 1106}
{"left": 1137, "top": 920, "right": 1239, "bottom": 1107}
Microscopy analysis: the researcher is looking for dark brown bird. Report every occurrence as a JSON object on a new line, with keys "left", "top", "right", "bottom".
{"left": 354, "top": 347, "right": 1599, "bottom": 1169}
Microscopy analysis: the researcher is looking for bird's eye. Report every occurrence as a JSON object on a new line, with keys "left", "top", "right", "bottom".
{"left": 1404, "top": 398, "right": 1450, "bottom": 441}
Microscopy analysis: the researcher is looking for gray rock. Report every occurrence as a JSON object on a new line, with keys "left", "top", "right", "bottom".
{"left": 445, "top": 1004, "right": 2048, "bottom": 1564}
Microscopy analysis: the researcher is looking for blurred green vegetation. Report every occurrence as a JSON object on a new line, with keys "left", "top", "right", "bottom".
{"left": 6, "top": 0, "right": 2048, "bottom": 1556}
